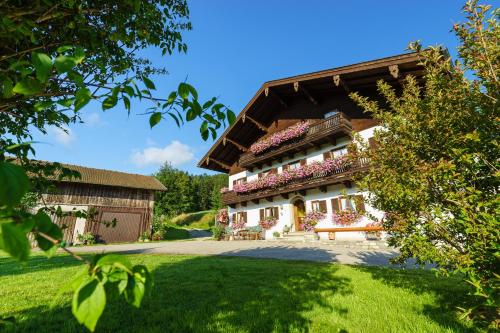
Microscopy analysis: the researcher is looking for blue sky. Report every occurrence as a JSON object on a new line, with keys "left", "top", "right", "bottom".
{"left": 32, "top": 0, "right": 465, "bottom": 175}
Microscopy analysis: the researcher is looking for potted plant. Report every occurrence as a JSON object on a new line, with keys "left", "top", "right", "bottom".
{"left": 302, "top": 211, "right": 324, "bottom": 240}
{"left": 283, "top": 224, "right": 290, "bottom": 235}
{"left": 273, "top": 231, "right": 280, "bottom": 239}
{"left": 332, "top": 209, "right": 361, "bottom": 226}
{"left": 328, "top": 232, "right": 336, "bottom": 240}
{"left": 259, "top": 216, "right": 278, "bottom": 230}
{"left": 365, "top": 222, "right": 382, "bottom": 240}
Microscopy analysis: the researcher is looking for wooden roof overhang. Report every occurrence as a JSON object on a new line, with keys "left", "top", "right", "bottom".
{"left": 198, "top": 51, "right": 427, "bottom": 173}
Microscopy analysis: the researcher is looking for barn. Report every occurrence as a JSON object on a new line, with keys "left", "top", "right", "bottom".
{"left": 40, "top": 163, "right": 166, "bottom": 244}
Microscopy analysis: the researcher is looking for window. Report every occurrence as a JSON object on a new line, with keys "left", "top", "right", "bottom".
{"left": 331, "top": 195, "right": 365, "bottom": 213}
{"left": 331, "top": 146, "right": 348, "bottom": 158}
{"left": 233, "top": 177, "right": 246, "bottom": 186}
{"left": 260, "top": 207, "right": 279, "bottom": 220}
{"left": 286, "top": 160, "right": 301, "bottom": 171}
{"left": 258, "top": 168, "right": 277, "bottom": 178}
{"left": 311, "top": 200, "right": 327, "bottom": 213}
{"left": 233, "top": 212, "right": 247, "bottom": 223}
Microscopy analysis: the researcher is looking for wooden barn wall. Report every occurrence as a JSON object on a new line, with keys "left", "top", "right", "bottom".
{"left": 85, "top": 206, "right": 151, "bottom": 243}
{"left": 43, "top": 183, "right": 154, "bottom": 209}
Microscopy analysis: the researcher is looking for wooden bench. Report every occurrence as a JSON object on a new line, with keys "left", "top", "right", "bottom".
{"left": 235, "top": 230, "right": 262, "bottom": 240}
{"left": 314, "top": 226, "right": 384, "bottom": 233}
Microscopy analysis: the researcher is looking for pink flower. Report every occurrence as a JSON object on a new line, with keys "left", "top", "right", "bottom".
{"left": 259, "top": 217, "right": 278, "bottom": 230}
{"left": 250, "top": 122, "right": 310, "bottom": 154}
{"left": 332, "top": 210, "right": 361, "bottom": 226}
{"left": 302, "top": 211, "right": 325, "bottom": 231}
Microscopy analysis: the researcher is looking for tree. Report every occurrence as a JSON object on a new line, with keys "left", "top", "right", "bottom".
{"left": 0, "top": 1, "right": 233, "bottom": 331}
{"left": 350, "top": 1, "right": 499, "bottom": 328}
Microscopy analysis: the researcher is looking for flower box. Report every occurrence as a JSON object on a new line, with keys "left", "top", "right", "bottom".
{"left": 250, "top": 121, "right": 310, "bottom": 154}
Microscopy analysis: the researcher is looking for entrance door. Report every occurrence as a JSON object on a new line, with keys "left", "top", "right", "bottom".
{"left": 292, "top": 199, "right": 306, "bottom": 231}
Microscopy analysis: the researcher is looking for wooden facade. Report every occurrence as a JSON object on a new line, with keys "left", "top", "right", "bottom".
{"left": 41, "top": 164, "right": 165, "bottom": 244}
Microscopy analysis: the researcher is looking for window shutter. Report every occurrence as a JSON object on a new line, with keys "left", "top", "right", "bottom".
{"left": 259, "top": 209, "right": 264, "bottom": 220}
{"left": 242, "top": 212, "right": 248, "bottom": 223}
{"left": 270, "top": 168, "right": 277, "bottom": 174}
{"left": 354, "top": 195, "right": 366, "bottom": 214}
{"left": 272, "top": 207, "right": 279, "bottom": 218}
{"left": 331, "top": 198, "right": 340, "bottom": 212}
{"left": 319, "top": 200, "right": 327, "bottom": 213}
{"left": 232, "top": 180, "right": 236, "bottom": 186}
{"left": 323, "top": 152, "right": 332, "bottom": 160}
{"left": 231, "top": 213, "right": 236, "bottom": 222}
{"left": 243, "top": 177, "right": 247, "bottom": 183}
{"left": 368, "top": 137, "right": 378, "bottom": 150}
{"left": 282, "top": 164, "right": 289, "bottom": 171}
{"left": 300, "top": 159, "right": 307, "bottom": 166}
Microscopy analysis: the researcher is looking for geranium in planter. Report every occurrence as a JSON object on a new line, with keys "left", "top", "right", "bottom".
{"left": 332, "top": 210, "right": 361, "bottom": 226}
{"left": 250, "top": 121, "right": 310, "bottom": 154}
{"left": 232, "top": 219, "right": 246, "bottom": 230}
{"left": 301, "top": 211, "right": 325, "bottom": 232}
{"left": 216, "top": 208, "right": 229, "bottom": 225}
{"left": 259, "top": 216, "right": 278, "bottom": 230}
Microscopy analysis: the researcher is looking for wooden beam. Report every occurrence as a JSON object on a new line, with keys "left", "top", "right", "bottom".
{"left": 265, "top": 87, "right": 288, "bottom": 108}
{"left": 223, "top": 137, "right": 248, "bottom": 152}
{"left": 266, "top": 196, "right": 273, "bottom": 202}
{"left": 209, "top": 157, "right": 231, "bottom": 170}
{"left": 241, "top": 201, "right": 247, "bottom": 207}
{"left": 245, "top": 115, "right": 268, "bottom": 133}
{"left": 343, "top": 180, "right": 352, "bottom": 188}
{"left": 298, "top": 189, "right": 307, "bottom": 196}
{"left": 229, "top": 204, "right": 236, "bottom": 209}
{"left": 281, "top": 193, "right": 289, "bottom": 199}
{"left": 388, "top": 65, "right": 399, "bottom": 79}
{"left": 251, "top": 199, "right": 260, "bottom": 205}
{"left": 333, "top": 75, "right": 351, "bottom": 93}
{"left": 293, "top": 82, "right": 318, "bottom": 106}
{"left": 319, "top": 185, "right": 327, "bottom": 193}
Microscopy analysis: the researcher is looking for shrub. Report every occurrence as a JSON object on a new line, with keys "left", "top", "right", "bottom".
{"left": 272, "top": 231, "right": 280, "bottom": 238}
{"left": 211, "top": 224, "right": 226, "bottom": 240}
{"left": 151, "top": 231, "right": 163, "bottom": 241}
{"left": 76, "top": 232, "right": 95, "bottom": 245}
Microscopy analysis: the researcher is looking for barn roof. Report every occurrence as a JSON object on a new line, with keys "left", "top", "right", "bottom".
{"left": 55, "top": 163, "right": 167, "bottom": 191}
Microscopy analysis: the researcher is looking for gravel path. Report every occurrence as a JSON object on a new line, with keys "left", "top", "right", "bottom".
{"left": 68, "top": 240, "right": 404, "bottom": 267}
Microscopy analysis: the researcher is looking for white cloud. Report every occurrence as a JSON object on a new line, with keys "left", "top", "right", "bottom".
{"left": 130, "top": 140, "right": 194, "bottom": 167}
{"left": 48, "top": 126, "right": 76, "bottom": 147}
{"left": 83, "top": 112, "right": 106, "bottom": 127}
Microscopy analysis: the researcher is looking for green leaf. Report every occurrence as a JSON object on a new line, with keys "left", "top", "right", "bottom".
{"left": 0, "top": 162, "right": 30, "bottom": 207}
{"left": 227, "top": 110, "right": 236, "bottom": 125}
{"left": 34, "top": 211, "right": 62, "bottom": 256}
{"left": 54, "top": 55, "right": 77, "bottom": 74}
{"left": 123, "top": 95, "right": 131, "bottom": 111}
{"left": 0, "top": 221, "right": 31, "bottom": 261}
{"left": 32, "top": 52, "right": 52, "bottom": 83}
{"left": 2, "top": 77, "right": 13, "bottom": 98}
{"left": 186, "top": 109, "right": 196, "bottom": 121}
{"left": 57, "top": 45, "right": 73, "bottom": 53}
{"left": 102, "top": 96, "right": 117, "bottom": 110}
{"left": 12, "top": 78, "right": 42, "bottom": 96}
{"left": 96, "top": 254, "right": 133, "bottom": 273}
{"left": 167, "top": 113, "right": 180, "bottom": 127}
{"left": 124, "top": 265, "right": 150, "bottom": 307}
{"left": 74, "top": 88, "right": 91, "bottom": 111}
{"left": 142, "top": 77, "right": 156, "bottom": 90}
{"left": 149, "top": 112, "right": 162, "bottom": 128}
{"left": 186, "top": 83, "right": 198, "bottom": 100}
{"left": 178, "top": 82, "right": 189, "bottom": 100}
{"left": 72, "top": 278, "right": 106, "bottom": 332}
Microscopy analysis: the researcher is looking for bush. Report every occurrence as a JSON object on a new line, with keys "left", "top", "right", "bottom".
{"left": 76, "top": 232, "right": 95, "bottom": 245}
{"left": 151, "top": 231, "right": 163, "bottom": 241}
{"left": 273, "top": 231, "right": 280, "bottom": 238}
{"left": 138, "top": 231, "right": 150, "bottom": 242}
{"left": 211, "top": 224, "right": 226, "bottom": 240}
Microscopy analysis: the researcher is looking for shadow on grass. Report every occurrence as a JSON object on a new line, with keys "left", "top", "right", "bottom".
{"left": 353, "top": 252, "right": 473, "bottom": 332}
{"left": 0, "top": 254, "right": 86, "bottom": 277}
{"left": 4, "top": 252, "right": 352, "bottom": 333}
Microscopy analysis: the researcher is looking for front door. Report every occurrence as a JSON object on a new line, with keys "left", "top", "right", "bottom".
{"left": 293, "top": 199, "right": 306, "bottom": 231}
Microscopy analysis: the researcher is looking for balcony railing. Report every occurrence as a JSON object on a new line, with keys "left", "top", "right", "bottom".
{"left": 222, "top": 157, "right": 370, "bottom": 206}
{"left": 239, "top": 112, "right": 352, "bottom": 168}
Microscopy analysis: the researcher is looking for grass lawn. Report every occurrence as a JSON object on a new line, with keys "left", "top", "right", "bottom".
{"left": 0, "top": 253, "right": 474, "bottom": 333}
{"left": 171, "top": 210, "right": 216, "bottom": 230}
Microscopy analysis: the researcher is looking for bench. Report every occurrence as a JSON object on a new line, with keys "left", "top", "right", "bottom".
{"left": 314, "top": 226, "right": 384, "bottom": 233}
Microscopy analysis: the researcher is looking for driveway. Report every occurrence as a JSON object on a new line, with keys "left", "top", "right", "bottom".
{"left": 68, "top": 240, "right": 403, "bottom": 267}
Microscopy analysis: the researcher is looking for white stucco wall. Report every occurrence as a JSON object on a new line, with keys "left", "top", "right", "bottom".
{"left": 34, "top": 204, "right": 88, "bottom": 244}
{"left": 226, "top": 123, "right": 385, "bottom": 241}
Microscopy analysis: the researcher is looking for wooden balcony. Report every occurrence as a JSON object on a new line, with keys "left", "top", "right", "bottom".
{"left": 222, "top": 158, "right": 370, "bottom": 206}
{"left": 239, "top": 113, "right": 352, "bottom": 169}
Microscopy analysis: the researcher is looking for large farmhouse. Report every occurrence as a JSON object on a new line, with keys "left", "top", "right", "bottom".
{"left": 40, "top": 163, "right": 166, "bottom": 244}
{"left": 199, "top": 52, "right": 426, "bottom": 240}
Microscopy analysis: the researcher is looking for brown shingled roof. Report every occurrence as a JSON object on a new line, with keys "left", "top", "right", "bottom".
{"left": 56, "top": 163, "right": 167, "bottom": 191}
